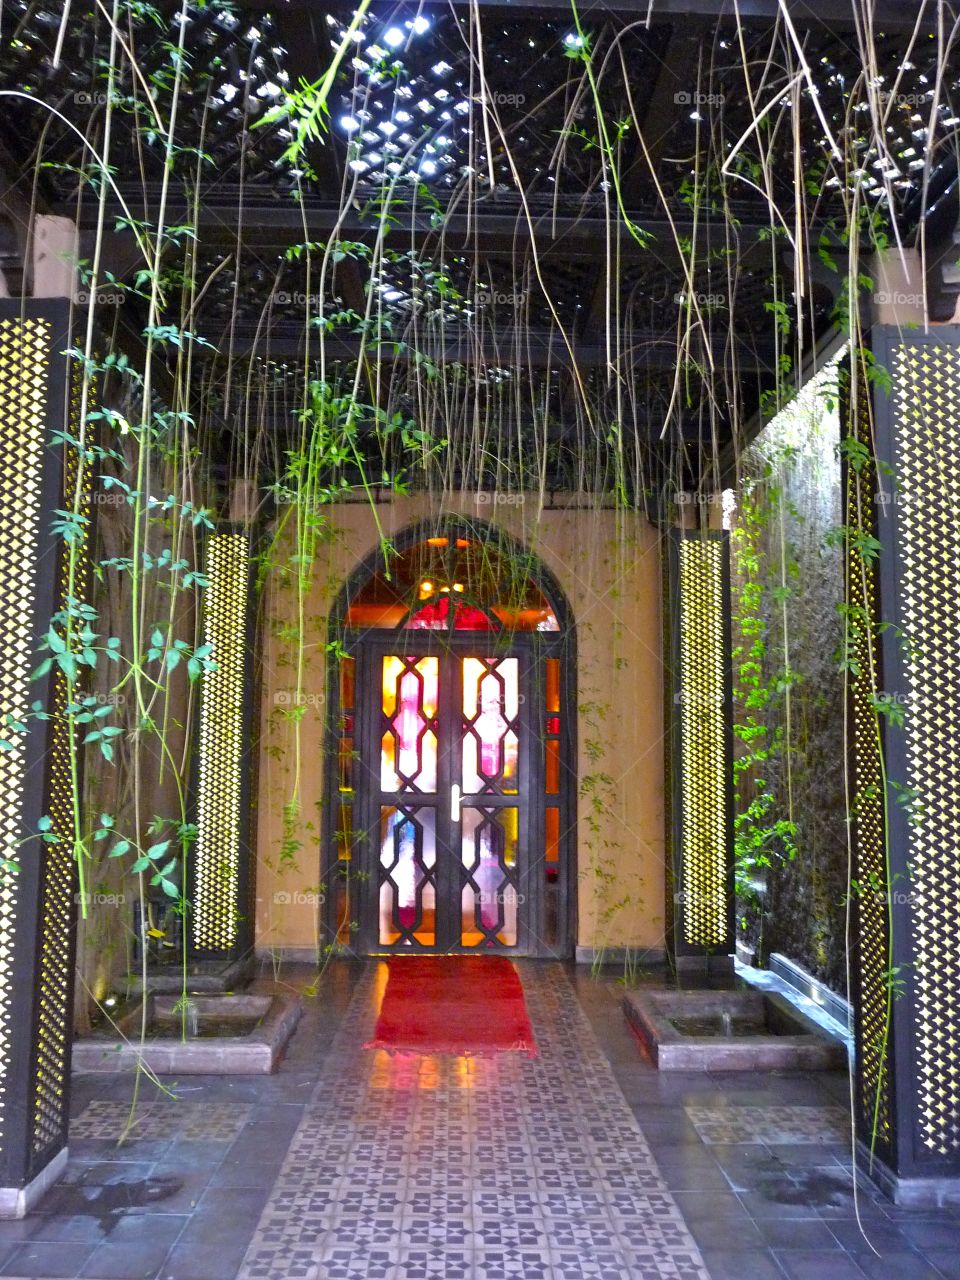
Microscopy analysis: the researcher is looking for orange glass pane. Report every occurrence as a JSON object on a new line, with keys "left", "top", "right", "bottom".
{"left": 339, "top": 737, "right": 354, "bottom": 792}
{"left": 546, "top": 658, "right": 560, "bottom": 714}
{"left": 545, "top": 807, "right": 560, "bottom": 863}
{"left": 340, "top": 656, "right": 355, "bottom": 711}
{"left": 546, "top": 739, "right": 560, "bottom": 794}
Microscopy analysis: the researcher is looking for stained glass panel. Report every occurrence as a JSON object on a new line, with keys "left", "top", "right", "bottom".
{"left": 460, "top": 806, "right": 519, "bottom": 947}
{"left": 462, "top": 657, "right": 519, "bottom": 794}
{"left": 379, "top": 805, "right": 437, "bottom": 946}
{"left": 380, "top": 655, "right": 439, "bottom": 792}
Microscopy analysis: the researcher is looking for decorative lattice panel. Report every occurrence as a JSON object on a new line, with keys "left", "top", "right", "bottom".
{"left": 0, "top": 317, "right": 51, "bottom": 1160}
{"left": 845, "top": 365, "right": 891, "bottom": 1149}
{"left": 890, "top": 340, "right": 960, "bottom": 1157}
{"left": 32, "top": 365, "right": 93, "bottom": 1155}
{"left": 191, "top": 531, "right": 251, "bottom": 953}
{"left": 677, "top": 536, "right": 729, "bottom": 948}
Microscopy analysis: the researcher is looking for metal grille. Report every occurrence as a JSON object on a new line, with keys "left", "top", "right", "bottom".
{"left": 678, "top": 537, "right": 728, "bottom": 947}
{"left": 32, "top": 365, "right": 93, "bottom": 1154}
{"left": 0, "top": 317, "right": 51, "bottom": 1156}
{"left": 891, "top": 340, "right": 960, "bottom": 1156}
{"left": 191, "top": 531, "right": 250, "bottom": 952}
{"left": 846, "top": 367, "right": 891, "bottom": 1148}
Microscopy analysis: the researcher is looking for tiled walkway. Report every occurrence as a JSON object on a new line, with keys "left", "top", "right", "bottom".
{"left": 0, "top": 961, "right": 957, "bottom": 1279}
{"left": 238, "top": 965, "right": 707, "bottom": 1280}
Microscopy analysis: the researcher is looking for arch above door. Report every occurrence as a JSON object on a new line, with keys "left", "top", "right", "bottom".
{"left": 321, "top": 515, "right": 577, "bottom": 958}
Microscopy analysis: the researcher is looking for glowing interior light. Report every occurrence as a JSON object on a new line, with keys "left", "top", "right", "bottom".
{"left": 563, "top": 32, "right": 584, "bottom": 48}
{"left": 452, "top": 582, "right": 464, "bottom": 592}
{"left": 421, "top": 159, "right": 438, "bottom": 175}
{"left": 340, "top": 115, "right": 360, "bottom": 132}
{"left": 411, "top": 15, "right": 430, "bottom": 33}
{"left": 419, "top": 580, "right": 434, "bottom": 597}
{"left": 383, "top": 26, "right": 405, "bottom": 48}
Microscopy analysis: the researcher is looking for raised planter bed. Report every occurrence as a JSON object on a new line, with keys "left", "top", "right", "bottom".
{"left": 73, "top": 993, "right": 301, "bottom": 1075}
{"left": 623, "top": 987, "right": 844, "bottom": 1071}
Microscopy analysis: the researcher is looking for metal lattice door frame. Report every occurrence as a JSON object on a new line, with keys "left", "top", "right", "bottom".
{"left": 320, "top": 516, "right": 577, "bottom": 960}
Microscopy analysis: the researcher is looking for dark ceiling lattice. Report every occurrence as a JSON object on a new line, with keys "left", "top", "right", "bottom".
{"left": 0, "top": 1, "right": 957, "bottom": 498}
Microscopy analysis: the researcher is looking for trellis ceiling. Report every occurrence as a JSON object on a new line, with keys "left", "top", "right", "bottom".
{"left": 0, "top": 0, "right": 957, "bottom": 496}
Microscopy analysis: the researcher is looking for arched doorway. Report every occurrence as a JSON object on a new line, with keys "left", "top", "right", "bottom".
{"left": 321, "top": 515, "right": 576, "bottom": 957}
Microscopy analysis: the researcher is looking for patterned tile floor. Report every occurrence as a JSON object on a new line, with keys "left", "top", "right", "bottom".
{"left": 0, "top": 961, "right": 958, "bottom": 1279}
{"left": 237, "top": 965, "right": 707, "bottom": 1280}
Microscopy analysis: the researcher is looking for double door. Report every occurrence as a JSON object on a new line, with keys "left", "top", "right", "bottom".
{"left": 356, "top": 642, "right": 535, "bottom": 952}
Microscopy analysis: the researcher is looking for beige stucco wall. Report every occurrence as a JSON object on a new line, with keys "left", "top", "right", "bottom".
{"left": 253, "top": 494, "right": 666, "bottom": 957}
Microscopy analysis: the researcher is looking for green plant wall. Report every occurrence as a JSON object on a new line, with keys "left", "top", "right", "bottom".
{"left": 731, "top": 357, "right": 848, "bottom": 994}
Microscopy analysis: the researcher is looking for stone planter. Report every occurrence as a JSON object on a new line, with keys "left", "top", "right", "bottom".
{"left": 73, "top": 993, "right": 301, "bottom": 1075}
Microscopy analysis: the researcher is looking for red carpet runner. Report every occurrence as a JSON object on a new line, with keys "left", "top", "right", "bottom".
{"left": 364, "top": 956, "right": 538, "bottom": 1057}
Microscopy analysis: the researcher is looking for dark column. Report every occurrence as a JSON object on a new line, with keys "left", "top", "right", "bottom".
{"left": 664, "top": 526, "right": 735, "bottom": 974}
{"left": 848, "top": 325, "right": 960, "bottom": 1204}
{"left": 186, "top": 524, "right": 258, "bottom": 962}
{"left": 0, "top": 299, "right": 92, "bottom": 1215}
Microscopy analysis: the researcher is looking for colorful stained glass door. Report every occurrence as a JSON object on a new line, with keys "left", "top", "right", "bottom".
{"left": 371, "top": 650, "right": 527, "bottom": 951}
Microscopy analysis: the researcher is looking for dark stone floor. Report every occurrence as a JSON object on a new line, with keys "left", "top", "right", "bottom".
{"left": 0, "top": 960, "right": 955, "bottom": 1279}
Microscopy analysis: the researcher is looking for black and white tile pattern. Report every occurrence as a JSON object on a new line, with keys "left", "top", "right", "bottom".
{"left": 685, "top": 1103, "right": 850, "bottom": 1146}
{"left": 237, "top": 964, "right": 710, "bottom": 1280}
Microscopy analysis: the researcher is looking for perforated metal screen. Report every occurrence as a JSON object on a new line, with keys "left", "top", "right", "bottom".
{"left": 887, "top": 337, "right": 960, "bottom": 1159}
{"left": 668, "top": 530, "right": 733, "bottom": 955}
{"left": 33, "top": 364, "right": 94, "bottom": 1156}
{"left": 845, "top": 363, "right": 892, "bottom": 1153}
{"left": 190, "top": 530, "right": 253, "bottom": 954}
{"left": 0, "top": 315, "right": 50, "bottom": 1166}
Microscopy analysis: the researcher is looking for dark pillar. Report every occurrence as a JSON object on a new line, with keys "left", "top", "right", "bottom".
{"left": 848, "top": 324, "right": 960, "bottom": 1203}
{"left": 0, "top": 299, "right": 91, "bottom": 1215}
{"left": 664, "top": 526, "right": 735, "bottom": 974}
{"left": 186, "top": 524, "right": 257, "bottom": 962}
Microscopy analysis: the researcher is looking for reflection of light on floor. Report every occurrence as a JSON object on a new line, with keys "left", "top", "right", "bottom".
{"left": 368, "top": 1048, "right": 493, "bottom": 1094}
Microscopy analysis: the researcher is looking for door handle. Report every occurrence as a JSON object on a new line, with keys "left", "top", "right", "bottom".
{"left": 450, "top": 783, "right": 462, "bottom": 822}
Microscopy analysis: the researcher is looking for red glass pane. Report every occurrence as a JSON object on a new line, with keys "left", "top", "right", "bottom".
{"left": 546, "top": 716, "right": 561, "bottom": 736}
{"left": 404, "top": 596, "right": 499, "bottom": 631}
